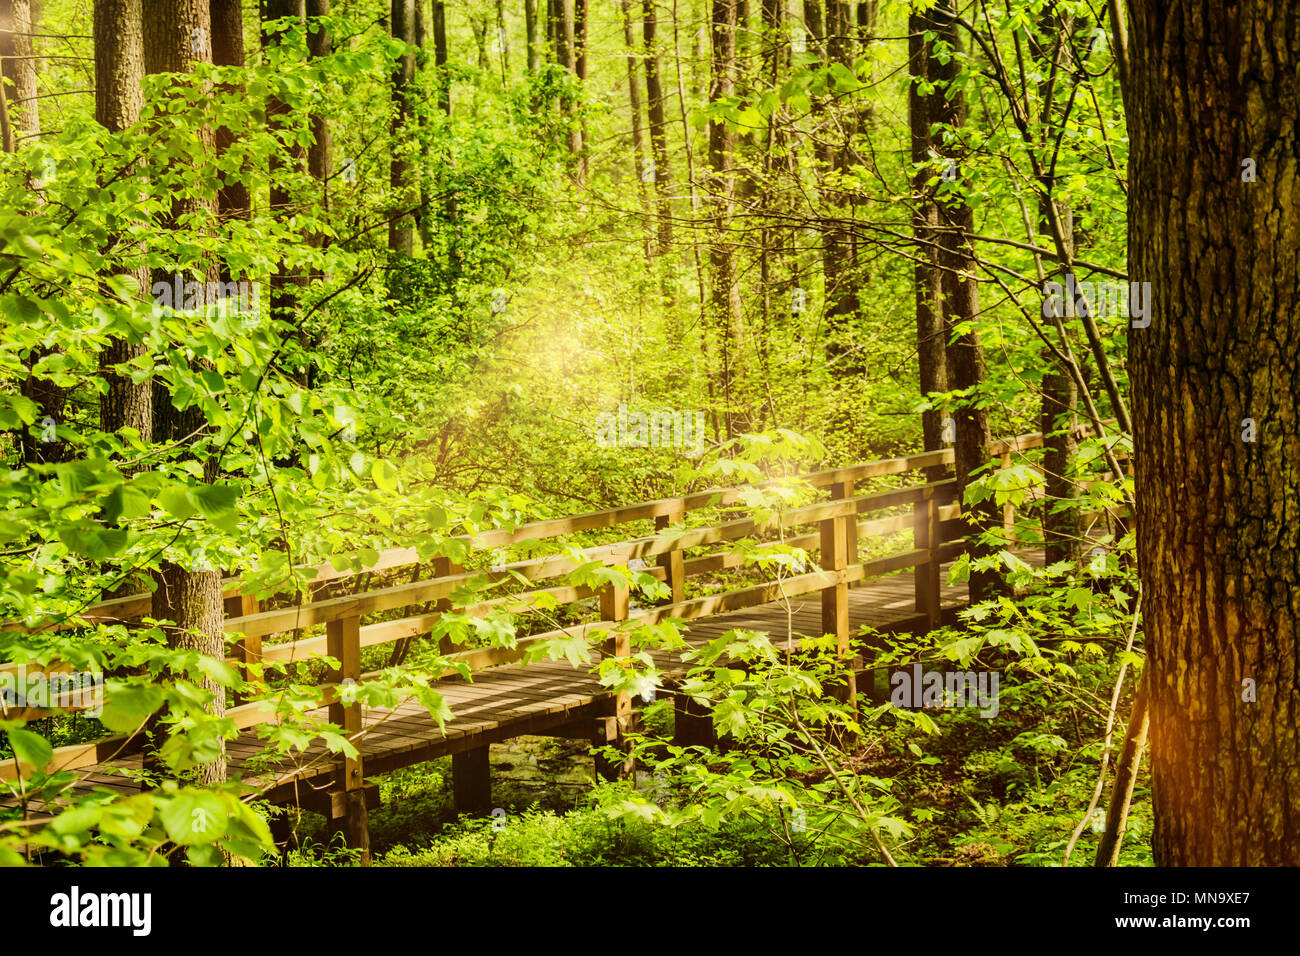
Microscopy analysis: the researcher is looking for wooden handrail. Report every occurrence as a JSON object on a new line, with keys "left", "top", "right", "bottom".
{"left": 20, "top": 440, "right": 990, "bottom": 631}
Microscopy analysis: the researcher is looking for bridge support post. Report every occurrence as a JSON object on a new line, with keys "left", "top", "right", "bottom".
{"left": 452, "top": 745, "right": 492, "bottom": 814}
{"left": 655, "top": 510, "right": 685, "bottom": 605}
{"left": 594, "top": 581, "right": 634, "bottom": 781}
{"left": 821, "top": 490, "right": 858, "bottom": 713}
{"left": 327, "top": 613, "right": 370, "bottom": 865}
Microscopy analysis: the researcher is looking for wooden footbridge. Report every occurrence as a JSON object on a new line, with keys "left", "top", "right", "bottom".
{"left": 0, "top": 427, "right": 1115, "bottom": 862}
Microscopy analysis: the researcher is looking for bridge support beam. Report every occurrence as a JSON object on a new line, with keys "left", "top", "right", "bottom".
{"left": 452, "top": 745, "right": 493, "bottom": 814}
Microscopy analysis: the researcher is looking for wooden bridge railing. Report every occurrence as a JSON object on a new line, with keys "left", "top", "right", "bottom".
{"left": 2, "top": 426, "right": 1126, "bottom": 803}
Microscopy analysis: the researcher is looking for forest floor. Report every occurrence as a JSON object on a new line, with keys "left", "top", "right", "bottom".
{"left": 279, "top": 695, "right": 1155, "bottom": 867}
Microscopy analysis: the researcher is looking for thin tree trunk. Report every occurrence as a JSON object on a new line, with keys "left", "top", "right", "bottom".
{"left": 929, "top": 0, "right": 995, "bottom": 601}
{"left": 212, "top": 0, "right": 249, "bottom": 219}
{"left": 642, "top": 0, "right": 672, "bottom": 256}
{"left": 707, "top": 0, "right": 743, "bottom": 437}
{"left": 96, "top": 0, "right": 149, "bottom": 441}
{"left": 820, "top": 0, "right": 861, "bottom": 375}
{"left": 524, "top": 0, "right": 538, "bottom": 70}
{"left": 3, "top": 0, "right": 65, "bottom": 464}
{"left": 431, "top": 0, "right": 458, "bottom": 277}
{"left": 263, "top": 0, "right": 307, "bottom": 386}
{"left": 1034, "top": 8, "right": 1080, "bottom": 564}
{"left": 619, "top": 0, "right": 652, "bottom": 261}
{"left": 1095, "top": 685, "right": 1148, "bottom": 866}
{"left": 908, "top": 6, "right": 948, "bottom": 483}
{"left": 389, "top": 0, "right": 417, "bottom": 254}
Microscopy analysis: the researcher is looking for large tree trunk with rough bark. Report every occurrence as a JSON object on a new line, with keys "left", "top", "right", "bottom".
{"left": 1128, "top": 0, "right": 1300, "bottom": 866}
{"left": 143, "top": 0, "right": 227, "bottom": 787}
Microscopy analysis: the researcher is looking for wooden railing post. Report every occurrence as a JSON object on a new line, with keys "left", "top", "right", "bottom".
{"left": 831, "top": 480, "right": 858, "bottom": 586}
{"left": 326, "top": 613, "right": 370, "bottom": 864}
{"left": 655, "top": 510, "right": 685, "bottom": 605}
{"left": 820, "top": 494, "right": 857, "bottom": 707}
{"left": 914, "top": 492, "right": 942, "bottom": 632}
{"left": 225, "top": 593, "right": 259, "bottom": 706}
{"left": 595, "top": 580, "right": 633, "bottom": 780}
{"left": 434, "top": 555, "right": 463, "bottom": 655}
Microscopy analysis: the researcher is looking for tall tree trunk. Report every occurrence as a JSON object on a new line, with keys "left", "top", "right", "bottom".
{"left": 642, "top": 0, "right": 672, "bottom": 257}
{"left": 95, "top": 0, "right": 152, "bottom": 442}
{"left": 493, "top": 0, "right": 509, "bottom": 78}
{"left": 263, "top": 0, "right": 307, "bottom": 384}
{"left": 3, "top": 0, "right": 64, "bottom": 464}
{"left": 306, "top": 0, "right": 331, "bottom": 189}
{"left": 212, "top": 0, "right": 249, "bottom": 219}
{"left": 389, "top": 0, "right": 417, "bottom": 254}
{"left": 573, "top": 0, "right": 586, "bottom": 175}
{"left": 908, "top": 6, "right": 948, "bottom": 482}
{"left": 1032, "top": 8, "right": 1081, "bottom": 564}
{"left": 929, "top": 0, "right": 995, "bottom": 601}
{"left": 819, "top": 0, "right": 861, "bottom": 375}
{"left": 304, "top": 0, "right": 331, "bottom": 389}
{"left": 572, "top": 0, "right": 585, "bottom": 80}
{"left": 0, "top": 0, "right": 39, "bottom": 141}
{"left": 431, "top": 0, "right": 458, "bottom": 277}
{"left": 524, "top": 0, "right": 537, "bottom": 71}
{"left": 707, "top": 0, "right": 743, "bottom": 437}
{"left": 552, "top": 0, "right": 580, "bottom": 160}
{"left": 143, "top": 0, "right": 226, "bottom": 787}
{"left": 619, "top": 0, "right": 652, "bottom": 261}
{"left": 1129, "top": 0, "right": 1300, "bottom": 866}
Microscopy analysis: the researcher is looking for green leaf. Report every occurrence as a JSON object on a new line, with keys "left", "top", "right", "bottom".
{"left": 160, "top": 487, "right": 198, "bottom": 520}
{"left": 192, "top": 482, "right": 240, "bottom": 519}
{"left": 158, "top": 791, "right": 228, "bottom": 845}
{"left": 99, "top": 682, "right": 165, "bottom": 733}
{"left": 8, "top": 727, "right": 52, "bottom": 770}
{"left": 372, "top": 459, "right": 399, "bottom": 493}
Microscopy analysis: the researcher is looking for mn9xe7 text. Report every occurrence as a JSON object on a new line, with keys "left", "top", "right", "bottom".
{"left": 1125, "top": 893, "right": 1249, "bottom": 906}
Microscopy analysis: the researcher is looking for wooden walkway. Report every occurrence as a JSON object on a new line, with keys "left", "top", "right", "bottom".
{"left": 2, "top": 426, "right": 1113, "bottom": 861}
{"left": 45, "top": 560, "right": 978, "bottom": 819}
